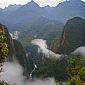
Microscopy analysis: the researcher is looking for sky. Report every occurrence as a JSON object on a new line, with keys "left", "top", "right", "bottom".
{"left": 0, "top": 0, "right": 85, "bottom": 8}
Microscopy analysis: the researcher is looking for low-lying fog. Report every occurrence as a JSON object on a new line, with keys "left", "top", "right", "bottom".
{"left": 1, "top": 38, "right": 85, "bottom": 85}
{"left": 0, "top": 62, "right": 56, "bottom": 85}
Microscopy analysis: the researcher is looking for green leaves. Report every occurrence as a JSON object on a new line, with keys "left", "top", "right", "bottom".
{"left": 66, "top": 75, "right": 82, "bottom": 85}
{"left": 0, "top": 26, "right": 8, "bottom": 63}
{"left": 66, "top": 55, "right": 85, "bottom": 85}
{"left": 78, "top": 67, "right": 85, "bottom": 82}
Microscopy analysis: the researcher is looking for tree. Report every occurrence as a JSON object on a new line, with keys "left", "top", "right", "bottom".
{"left": 0, "top": 25, "right": 11, "bottom": 85}
{"left": 0, "top": 26, "right": 8, "bottom": 73}
{"left": 0, "top": 26, "right": 8, "bottom": 63}
{"left": 78, "top": 67, "right": 85, "bottom": 82}
{"left": 66, "top": 75, "right": 82, "bottom": 85}
{"left": 66, "top": 55, "right": 85, "bottom": 85}
{"left": 67, "top": 56, "right": 81, "bottom": 76}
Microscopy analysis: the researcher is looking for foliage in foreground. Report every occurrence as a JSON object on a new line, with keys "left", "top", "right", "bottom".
{"left": 0, "top": 81, "right": 15, "bottom": 85}
{"left": 0, "top": 25, "right": 11, "bottom": 85}
{"left": 0, "top": 25, "right": 8, "bottom": 63}
{"left": 66, "top": 55, "right": 85, "bottom": 85}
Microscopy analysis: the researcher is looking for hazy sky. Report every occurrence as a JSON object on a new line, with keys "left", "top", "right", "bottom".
{"left": 0, "top": 0, "right": 85, "bottom": 8}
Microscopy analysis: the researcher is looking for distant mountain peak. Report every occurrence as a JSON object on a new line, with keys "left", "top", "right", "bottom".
{"left": 28, "top": 0, "right": 37, "bottom": 5}
{"left": 26, "top": 0, "right": 39, "bottom": 8}
{"left": 31, "top": 0, "right": 34, "bottom": 2}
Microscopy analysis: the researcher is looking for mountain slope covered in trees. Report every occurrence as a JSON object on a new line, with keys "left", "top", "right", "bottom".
{"left": 52, "top": 17, "right": 85, "bottom": 54}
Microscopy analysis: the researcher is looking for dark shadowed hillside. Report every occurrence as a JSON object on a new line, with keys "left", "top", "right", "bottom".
{"left": 52, "top": 17, "right": 85, "bottom": 54}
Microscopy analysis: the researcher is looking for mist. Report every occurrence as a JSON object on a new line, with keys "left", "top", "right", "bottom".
{"left": 0, "top": 62, "right": 24, "bottom": 85}
{"left": 0, "top": 62, "right": 56, "bottom": 85}
{"left": 9, "top": 31, "right": 20, "bottom": 40}
{"left": 72, "top": 46, "right": 85, "bottom": 56}
{"left": 31, "top": 39, "right": 62, "bottom": 59}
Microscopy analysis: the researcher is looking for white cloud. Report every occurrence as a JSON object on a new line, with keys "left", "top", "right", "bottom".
{"left": 1, "top": 0, "right": 85, "bottom": 8}
{"left": 9, "top": 31, "right": 20, "bottom": 40}
{"left": 72, "top": 46, "right": 85, "bottom": 56}
{"left": 0, "top": 62, "right": 56, "bottom": 85}
{"left": 34, "top": 0, "right": 65, "bottom": 7}
{"left": 31, "top": 39, "right": 62, "bottom": 59}
{"left": 0, "top": 62, "right": 24, "bottom": 85}
{"left": 0, "top": 0, "right": 30, "bottom": 8}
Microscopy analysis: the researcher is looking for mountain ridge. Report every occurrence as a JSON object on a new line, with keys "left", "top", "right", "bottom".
{"left": 1, "top": 0, "right": 85, "bottom": 24}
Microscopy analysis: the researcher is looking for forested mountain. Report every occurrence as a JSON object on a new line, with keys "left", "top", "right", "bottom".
{"left": 52, "top": 17, "right": 85, "bottom": 54}
{"left": 0, "top": 24, "right": 33, "bottom": 75}
{"left": 0, "top": 24, "right": 69, "bottom": 81}
{"left": 1, "top": 0, "right": 85, "bottom": 26}
{"left": 50, "top": 0, "right": 85, "bottom": 22}
{"left": 3, "top": 4, "right": 21, "bottom": 15}
{"left": 2, "top": 0, "right": 47, "bottom": 30}
{"left": 0, "top": 0, "right": 84, "bottom": 30}
{"left": 0, "top": 0, "right": 85, "bottom": 47}
{"left": 19, "top": 17, "right": 63, "bottom": 46}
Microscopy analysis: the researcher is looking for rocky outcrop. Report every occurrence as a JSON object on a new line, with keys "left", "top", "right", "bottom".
{"left": 0, "top": 24, "right": 33, "bottom": 75}
{"left": 52, "top": 17, "right": 85, "bottom": 54}
{"left": 0, "top": 24, "right": 16, "bottom": 60}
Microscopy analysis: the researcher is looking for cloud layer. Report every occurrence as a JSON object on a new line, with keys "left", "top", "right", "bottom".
{"left": 0, "top": 62, "right": 56, "bottom": 85}
{"left": 0, "top": 62, "right": 24, "bottom": 85}
{"left": 31, "top": 39, "right": 62, "bottom": 59}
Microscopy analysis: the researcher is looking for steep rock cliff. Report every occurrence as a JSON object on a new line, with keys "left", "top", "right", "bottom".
{"left": 52, "top": 17, "right": 85, "bottom": 54}
{"left": 0, "top": 24, "right": 33, "bottom": 75}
